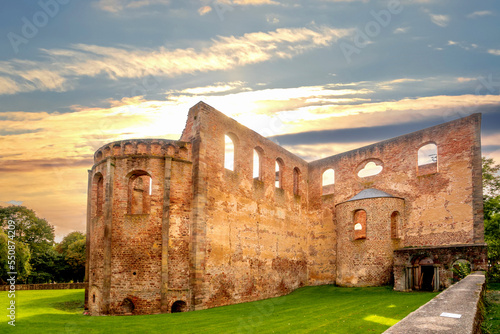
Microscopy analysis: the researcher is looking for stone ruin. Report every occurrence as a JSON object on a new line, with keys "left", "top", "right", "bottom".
{"left": 85, "top": 102, "right": 487, "bottom": 315}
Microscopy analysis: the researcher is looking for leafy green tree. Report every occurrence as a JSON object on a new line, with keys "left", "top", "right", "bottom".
{"left": 0, "top": 206, "right": 56, "bottom": 283}
{"left": 55, "top": 231, "right": 86, "bottom": 282}
{"left": 483, "top": 157, "right": 500, "bottom": 282}
{"left": 0, "top": 229, "right": 31, "bottom": 283}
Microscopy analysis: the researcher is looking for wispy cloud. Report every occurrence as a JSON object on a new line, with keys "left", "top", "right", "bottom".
{"left": 429, "top": 13, "right": 450, "bottom": 27}
{"left": 232, "top": 0, "right": 280, "bottom": 5}
{"left": 0, "top": 26, "right": 352, "bottom": 96}
{"left": 393, "top": 27, "right": 410, "bottom": 34}
{"left": 198, "top": 5, "right": 212, "bottom": 15}
{"left": 93, "top": 0, "right": 171, "bottom": 13}
{"left": 467, "top": 10, "right": 494, "bottom": 19}
{"left": 2, "top": 77, "right": 500, "bottom": 238}
{"left": 488, "top": 49, "right": 500, "bottom": 56}
{"left": 447, "top": 40, "right": 479, "bottom": 51}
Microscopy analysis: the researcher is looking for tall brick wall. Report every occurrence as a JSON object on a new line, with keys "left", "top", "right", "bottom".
{"left": 309, "top": 113, "right": 483, "bottom": 248}
{"left": 85, "top": 103, "right": 485, "bottom": 315}
{"left": 182, "top": 103, "right": 310, "bottom": 310}
{"left": 86, "top": 139, "right": 193, "bottom": 315}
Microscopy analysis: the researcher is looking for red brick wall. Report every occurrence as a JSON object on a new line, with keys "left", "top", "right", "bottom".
{"left": 87, "top": 139, "right": 193, "bottom": 315}
{"left": 86, "top": 104, "right": 484, "bottom": 315}
{"left": 184, "top": 103, "right": 310, "bottom": 310}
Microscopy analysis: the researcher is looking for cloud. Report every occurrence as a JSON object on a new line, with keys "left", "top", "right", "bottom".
{"left": 93, "top": 0, "right": 171, "bottom": 13}
{"left": 198, "top": 5, "right": 212, "bottom": 15}
{"left": 232, "top": 0, "right": 280, "bottom": 4}
{"left": 447, "top": 40, "right": 479, "bottom": 51}
{"left": 429, "top": 13, "right": 450, "bottom": 27}
{"left": 393, "top": 27, "right": 409, "bottom": 34}
{"left": 0, "top": 25, "right": 352, "bottom": 96}
{"left": 467, "top": 10, "right": 494, "bottom": 19}
{"left": 2, "top": 77, "right": 500, "bottom": 238}
{"left": 488, "top": 49, "right": 500, "bottom": 56}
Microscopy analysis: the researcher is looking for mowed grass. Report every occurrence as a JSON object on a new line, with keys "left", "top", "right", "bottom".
{"left": 0, "top": 286, "right": 437, "bottom": 334}
{"left": 483, "top": 283, "right": 500, "bottom": 334}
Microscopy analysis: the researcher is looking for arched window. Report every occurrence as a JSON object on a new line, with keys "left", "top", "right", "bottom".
{"left": 224, "top": 135, "right": 235, "bottom": 171}
{"left": 128, "top": 172, "right": 152, "bottom": 214}
{"left": 322, "top": 168, "right": 335, "bottom": 195}
{"left": 417, "top": 143, "right": 438, "bottom": 175}
{"left": 391, "top": 211, "right": 400, "bottom": 239}
{"left": 253, "top": 147, "right": 263, "bottom": 180}
{"left": 354, "top": 209, "right": 367, "bottom": 240}
{"left": 275, "top": 158, "right": 284, "bottom": 189}
{"left": 93, "top": 173, "right": 104, "bottom": 217}
{"left": 293, "top": 167, "right": 301, "bottom": 195}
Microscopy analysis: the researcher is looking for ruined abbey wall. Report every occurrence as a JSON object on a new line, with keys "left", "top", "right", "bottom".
{"left": 180, "top": 103, "right": 311, "bottom": 309}
{"left": 85, "top": 102, "right": 485, "bottom": 315}
{"left": 309, "top": 114, "right": 483, "bottom": 246}
{"left": 86, "top": 139, "right": 193, "bottom": 314}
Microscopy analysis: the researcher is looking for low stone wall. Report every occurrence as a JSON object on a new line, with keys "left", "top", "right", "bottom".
{"left": 384, "top": 272, "right": 485, "bottom": 334}
{"left": 0, "top": 283, "right": 86, "bottom": 291}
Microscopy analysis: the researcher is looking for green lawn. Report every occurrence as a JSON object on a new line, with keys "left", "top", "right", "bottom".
{"left": 483, "top": 283, "right": 500, "bottom": 334}
{"left": 0, "top": 286, "right": 437, "bottom": 334}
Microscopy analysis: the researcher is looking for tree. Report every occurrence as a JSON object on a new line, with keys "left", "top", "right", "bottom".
{"left": 0, "top": 206, "right": 55, "bottom": 283}
{"left": 483, "top": 157, "right": 500, "bottom": 282}
{"left": 0, "top": 229, "right": 31, "bottom": 283}
{"left": 483, "top": 157, "right": 500, "bottom": 198}
{"left": 55, "top": 231, "right": 86, "bottom": 282}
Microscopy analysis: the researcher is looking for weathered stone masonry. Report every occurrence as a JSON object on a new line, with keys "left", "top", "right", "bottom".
{"left": 85, "top": 102, "right": 486, "bottom": 315}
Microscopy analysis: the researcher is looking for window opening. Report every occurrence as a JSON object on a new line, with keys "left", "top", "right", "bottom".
{"left": 354, "top": 209, "right": 367, "bottom": 240}
{"left": 322, "top": 169, "right": 335, "bottom": 195}
{"left": 418, "top": 143, "right": 438, "bottom": 166}
{"left": 358, "top": 161, "right": 383, "bottom": 178}
{"left": 253, "top": 148, "right": 262, "bottom": 180}
{"left": 275, "top": 158, "right": 284, "bottom": 188}
{"left": 224, "top": 135, "right": 235, "bottom": 171}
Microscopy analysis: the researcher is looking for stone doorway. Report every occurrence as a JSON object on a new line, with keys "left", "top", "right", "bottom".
{"left": 406, "top": 257, "right": 439, "bottom": 291}
{"left": 420, "top": 265, "right": 435, "bottom": 291}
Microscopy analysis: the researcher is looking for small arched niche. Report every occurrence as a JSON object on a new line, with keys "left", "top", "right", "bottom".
{"left": 391, "top": 211, "right": 400, "bottom": 239}
{"left": 128, "top": 171, "right": 152, "bottom": 215}
{"left": 293, "top": 167, "right": 301, "bottom": 195}
{"left": 93, "top": 173, "right": 104, "bottom": 217}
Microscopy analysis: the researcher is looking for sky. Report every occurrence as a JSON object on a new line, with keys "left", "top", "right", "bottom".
{"left": 0, "top": 0, "right": 499, "bottom": 241}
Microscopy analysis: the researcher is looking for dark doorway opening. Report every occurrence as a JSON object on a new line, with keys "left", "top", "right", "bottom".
{"left": 171, "top": 300, "right": 187, "bottom": 313}
{"left": 122, "top": 298, "right": 135, "bottom": 314}
{"left": 421, "top": 265, "right": 434, "bottom": 291}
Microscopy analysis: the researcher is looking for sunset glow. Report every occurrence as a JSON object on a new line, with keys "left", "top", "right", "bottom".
{"left": 0, "top": 1, "right": 499, "bottom": 239}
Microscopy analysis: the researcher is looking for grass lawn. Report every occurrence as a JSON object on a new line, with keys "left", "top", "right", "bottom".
{"left": 0, "top": 286, "right": 437, "bottom": 334}
{"left": 483, "top": 283, "right": 500, "bottom": 334}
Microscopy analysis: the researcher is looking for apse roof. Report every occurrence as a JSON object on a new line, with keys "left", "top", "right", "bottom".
{"left": 345, "top": 188, "right": 396, "bottom": 202}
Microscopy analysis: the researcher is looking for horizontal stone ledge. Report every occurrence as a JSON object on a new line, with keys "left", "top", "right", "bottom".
{"left": 384, "top": 271, "right": 485, "bottom": 334}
